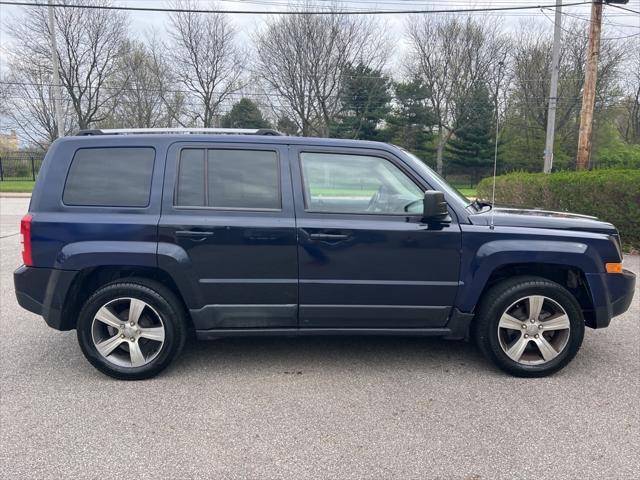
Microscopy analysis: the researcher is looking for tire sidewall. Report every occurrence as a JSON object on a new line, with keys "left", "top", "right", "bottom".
{"left": 77, "top": 282, "right": 183, "bottom": 380}
{"left": 480, "top": 279, "right": 585, "bottom": 376}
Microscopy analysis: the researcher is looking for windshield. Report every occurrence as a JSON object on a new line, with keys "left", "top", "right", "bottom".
{"left": 400, "top": 149, "right": 471, "bottom": 210}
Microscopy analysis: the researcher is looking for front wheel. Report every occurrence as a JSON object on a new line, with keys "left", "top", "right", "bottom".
{"left": 474, "top": 276, "right": 585, "bottom": 377}
{"left": 76, "top": 279, "right": 187, "bottom": 380}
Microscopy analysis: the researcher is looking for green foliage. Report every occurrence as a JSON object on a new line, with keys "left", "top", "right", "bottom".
{"left": 593, "top": 142, "right": 640, "bottom": 169}
{"left": 384, "top": 78, "right": 435, "bottom": 164}
{"left": 221, "top": 98, "right": 271, "bottom": 129}
{"left": 477, "top": 170, "right": 640, "bottom": 249}
{"left": 498, "top": 117, "right": 575, "bottom": 173}
{"left": 591, "top": 120, "right": 640, "bottom": 169}
{"left": 446, "top": 83, "right": 495, "bottom": 183}
{"left": 331, "top": 63, "right": 391, "bottom": 140}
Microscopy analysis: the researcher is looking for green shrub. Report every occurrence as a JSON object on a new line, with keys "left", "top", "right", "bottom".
{"left": 477, "top": 170, "right": 640, "bottom": 250}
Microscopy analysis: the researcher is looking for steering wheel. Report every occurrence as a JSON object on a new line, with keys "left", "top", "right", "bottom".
{"left": 366, "top": 186, "right": 382, "bottom": 212}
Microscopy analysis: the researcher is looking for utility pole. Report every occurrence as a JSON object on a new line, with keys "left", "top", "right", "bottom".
{"left": 48, "top": 0, "right": 65, "bottom": 138}
{"left": 543, "top": 0, "right": 563, "bottom": 173}
{"left": 576, "top": 0, "right": 603, "bottom": 170}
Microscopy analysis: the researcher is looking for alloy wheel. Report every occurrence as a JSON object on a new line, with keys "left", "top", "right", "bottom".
{"left": 91, "top": 297, "right": 166, "bottom": 368}
{"left": 497, "top": 295, "right": 571, "bottom": 365}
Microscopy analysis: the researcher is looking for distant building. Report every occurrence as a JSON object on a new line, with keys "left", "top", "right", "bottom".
{"left": 0, "top": 131, "right": 18, "bottom": 151}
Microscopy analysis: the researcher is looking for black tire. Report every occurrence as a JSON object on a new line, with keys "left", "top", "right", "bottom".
{"left": 474, "top": 276, "right": 585, "bottom": 377}
{"left": 77, "top": 279, "right": 187, "bottom": 380}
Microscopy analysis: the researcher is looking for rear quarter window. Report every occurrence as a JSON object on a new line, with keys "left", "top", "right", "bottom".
{"left": 63, "top": 147, "right": 155, "bottom": 207}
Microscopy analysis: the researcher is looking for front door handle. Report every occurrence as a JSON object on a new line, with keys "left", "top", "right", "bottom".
{"left": 176, "top": 230, "right": 215, "bottom": 242}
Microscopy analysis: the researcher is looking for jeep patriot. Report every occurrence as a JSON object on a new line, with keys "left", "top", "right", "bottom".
{"left": 13, "top": 128, "right": 636, "bottom": 379}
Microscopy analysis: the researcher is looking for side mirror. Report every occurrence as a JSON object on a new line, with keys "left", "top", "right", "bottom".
{"left": 422, "top": 191, "right": 449, "bottom": 220}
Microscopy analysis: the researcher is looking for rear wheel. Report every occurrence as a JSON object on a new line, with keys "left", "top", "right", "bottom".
{"left": 77, "top": 279, "right": 187, "bottom": 380}
{"left": 474, "top": 276, "right": 585, "bottom": 377}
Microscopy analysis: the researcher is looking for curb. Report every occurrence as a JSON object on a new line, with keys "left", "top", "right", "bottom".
{"left": 0, "top": 193, "right": 32, "bottom": 198}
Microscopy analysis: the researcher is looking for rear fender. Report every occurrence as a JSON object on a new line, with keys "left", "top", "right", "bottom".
{"left": 56, "top": 240, "right": 202, "bottom": 309}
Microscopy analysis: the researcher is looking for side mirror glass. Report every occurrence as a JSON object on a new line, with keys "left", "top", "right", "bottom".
{"left": 422, "top": 190, "right": 449, "bottom": 219}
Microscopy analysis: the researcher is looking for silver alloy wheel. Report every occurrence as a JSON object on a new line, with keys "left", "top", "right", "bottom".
{"left": 91, "top": 297, "right": 165, "bottom": 368}
{"left": 497, "top": 295, "right": 571, "bottom": 365}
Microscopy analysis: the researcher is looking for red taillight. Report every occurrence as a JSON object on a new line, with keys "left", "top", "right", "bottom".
{"left": 20, "top": 214, "right": 33, "bottom": 267}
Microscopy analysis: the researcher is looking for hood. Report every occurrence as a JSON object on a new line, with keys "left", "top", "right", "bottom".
{"left": 469, "top": 207, "right": 617, "bottom": 235}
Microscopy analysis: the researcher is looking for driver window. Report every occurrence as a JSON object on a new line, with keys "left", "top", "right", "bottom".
{"left": 300, "top": 152, "right": 424, "bottom": 214}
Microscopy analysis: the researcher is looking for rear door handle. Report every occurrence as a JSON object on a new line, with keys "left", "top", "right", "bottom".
{"left": 308, "top": 233, "right": 350, "bottom": 241}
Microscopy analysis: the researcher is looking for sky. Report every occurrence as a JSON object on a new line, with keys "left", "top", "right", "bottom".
{"left": 0, "top": 0, "right": 638, "bottom": 141}
{"left": 1, "top": 0, "right": 639, "bottom": 64}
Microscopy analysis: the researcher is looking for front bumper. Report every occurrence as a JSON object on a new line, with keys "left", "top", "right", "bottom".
{"left": 585, "top": 269, "right": 636, "bottom": 328}
{"left": 14, "top": 265, "right": 78, "bottom": 331}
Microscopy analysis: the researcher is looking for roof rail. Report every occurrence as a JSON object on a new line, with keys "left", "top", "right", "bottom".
{"left": 75, "top": 128, "right": 283, "bottom": 136}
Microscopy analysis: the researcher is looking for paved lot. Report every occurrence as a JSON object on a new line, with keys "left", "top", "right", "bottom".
{"left": 0, "top": 196, "right": 638, "bottom": 479}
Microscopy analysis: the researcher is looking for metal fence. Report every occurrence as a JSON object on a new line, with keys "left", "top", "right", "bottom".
{"left": 0, "top": 151, "right": 45, "bottom": 181}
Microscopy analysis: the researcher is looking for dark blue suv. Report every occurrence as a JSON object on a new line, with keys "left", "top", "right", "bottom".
{"left": 14, "top": 128, "right": 636, "bottom": 379}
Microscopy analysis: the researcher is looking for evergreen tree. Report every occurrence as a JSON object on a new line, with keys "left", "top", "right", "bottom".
{"left": 221, "top": 98, "right": 271, "bottom": 129}
{"left": 277, "top": 116, "right": 299, "bottom": 136}
{"left": 384, "top": 79, "right": 436, "bottom": 165}
{"left": 331, "top": 63, "right": 391, "bottom": 140}
{"left": 446, "top": 83, "right": 495, "bottom": 184}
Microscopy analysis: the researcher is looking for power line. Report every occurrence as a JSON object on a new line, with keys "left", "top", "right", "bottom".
{"left": 557, "top": 7, "right": 640, "bottom": 29}
{"left": 608, "top": 3, "right": 640, "bottom": 15}
{"left": 540, "top": 7, "right": 640, "bottom": 39}
{"left": 0, "top": 0, "right": 593, "bottom": 15}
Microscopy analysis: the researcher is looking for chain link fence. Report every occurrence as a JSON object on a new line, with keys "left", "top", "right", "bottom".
{"left": 0, "top": 151, "right": 45, "bottom": 181}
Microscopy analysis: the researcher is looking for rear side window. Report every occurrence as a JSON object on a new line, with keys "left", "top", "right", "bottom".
{"left": 176, "top": 149, "right": 280, "bottom": 210}
{"left": 63, "top": 147, "right": 155, "bottom": 207}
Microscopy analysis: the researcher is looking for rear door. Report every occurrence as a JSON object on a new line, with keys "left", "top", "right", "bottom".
{"left": 291, "top": 146, "right": 462, "bottom": 329}
{"left": 158, "top": 142, "right": 298, "bottom": 330}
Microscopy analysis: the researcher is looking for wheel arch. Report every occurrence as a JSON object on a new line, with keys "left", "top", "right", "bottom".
{"left": 456, "top": 239, "right": 604, "bottom": 327}
{"left": 464, "top": 263, "right": 597, "bottom": 328}
{"left": 59, "top": 265, "right": 193, "bottom": 331}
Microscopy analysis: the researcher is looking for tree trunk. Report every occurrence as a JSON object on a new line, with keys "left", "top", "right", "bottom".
{"left": 436, "top": 126, "right": 451, "bottom": 175}
{"left": 436, "top": 140, "right": 444, "bottom": 175}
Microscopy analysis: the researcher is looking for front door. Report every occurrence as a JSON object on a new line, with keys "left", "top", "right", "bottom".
{"left": 291, "top": 146, "right": 462, "bottom": 329}
{"left": 158, "top": 142, "right": 298, "bottom": 330}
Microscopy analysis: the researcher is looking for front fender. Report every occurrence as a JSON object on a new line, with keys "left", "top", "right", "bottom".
{"left": 455, "top": 238, "right": 604, "bottom": 313}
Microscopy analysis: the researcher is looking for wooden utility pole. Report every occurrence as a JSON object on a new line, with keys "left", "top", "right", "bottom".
{"left": 543, "top": 0, "right": 563, "bottom": 173}
{"left": 576, "top": 0, "right": 603, "bottom": 170}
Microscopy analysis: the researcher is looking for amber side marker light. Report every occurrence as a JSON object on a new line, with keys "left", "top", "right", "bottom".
{"left": 606, "top": 263, "right": 623, "bottom": 274}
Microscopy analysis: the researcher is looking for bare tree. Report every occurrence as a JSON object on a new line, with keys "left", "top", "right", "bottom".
{"left": 616, "top": 46, "right": 640, "bottom": 144}
{"left": 8, "top": 0, "right": 129, "bottom": 130}
{"left": 167, "top": 0, "right": 242, "bottom": 127}
{"left": 2, "top": 63, "right": 75, "bottom": 148}
{"left": 510, "top": 21, "right": 625, "bottom": 155}
{"left": 405, "top": 15, "right": 508, "bottom": 174}
{"left": 253, "top": 3, "right": 389, "bottom": 136}
{"left": 103, "top": 38, "right": 186, "bottom": 128}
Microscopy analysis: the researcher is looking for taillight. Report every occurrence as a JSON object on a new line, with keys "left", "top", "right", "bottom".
{"left": 20, "top": 214, "right": 33, "bottom": 267}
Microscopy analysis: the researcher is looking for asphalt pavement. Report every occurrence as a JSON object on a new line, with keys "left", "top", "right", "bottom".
{"left": 0, "top": 196, "right": 638, "bottom": 479}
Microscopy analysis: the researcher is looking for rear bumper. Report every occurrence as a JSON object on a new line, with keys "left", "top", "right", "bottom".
{"left": 585, "top": 269, "right": 636, "bottom": 328}
{"left": 14, "top": 265, "right": 77, "bottom": 331}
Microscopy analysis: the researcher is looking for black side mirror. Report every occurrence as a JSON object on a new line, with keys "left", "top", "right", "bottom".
{"left": 422, "top": 191, "right": 449, "bottom": 219}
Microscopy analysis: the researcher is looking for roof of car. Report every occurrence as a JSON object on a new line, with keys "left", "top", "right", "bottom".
{"left": 57, "top": 133, "right": 398, "bottom": 152}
